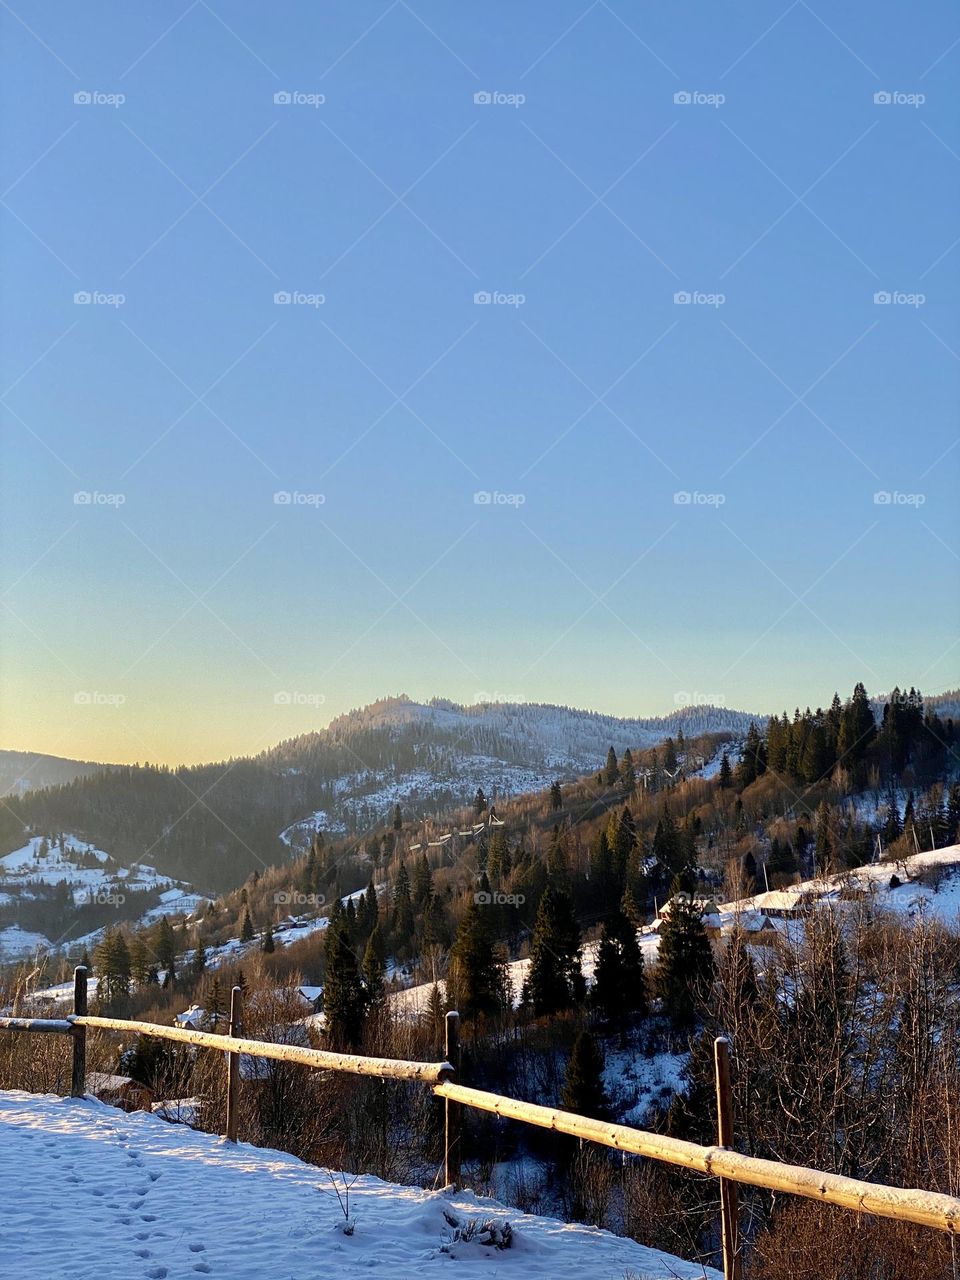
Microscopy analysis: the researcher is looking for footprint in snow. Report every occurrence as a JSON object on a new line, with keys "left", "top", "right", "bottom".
{"left": 134, "top": 1249, "right": 151, "bottom": 1259}
{"left": 141, "top": 1213, "right": 157, "bottom": 1223}
{"left": 188, "top": 1244, "right": 205, "bottom": 1253}
{"left": 148, "top": 1172, "right": 161, "bottom": 1182}
{"left": 129, "top": 1200, "right": 145, "bottom": 1210}
{"left": 145, "top": 1267, "right": 167, "bottom": 1279}
{"left": 193, "top": 1265, "right": 211, "bottom": 1274}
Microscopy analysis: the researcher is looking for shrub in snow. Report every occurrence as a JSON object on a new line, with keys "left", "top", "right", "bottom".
{"left": 441, "top": 1210, "right": 513, "bottom": 1250}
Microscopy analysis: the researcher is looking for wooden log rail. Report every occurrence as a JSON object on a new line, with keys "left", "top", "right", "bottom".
{"left": 432, "top": 1079, "right": 960, "bottom": 1235}
{"left": 69, "top": 1013, "right": 455, "bottom": 1083}
{"left": 4, "top": 967, "right": 960, "bottom": 1280}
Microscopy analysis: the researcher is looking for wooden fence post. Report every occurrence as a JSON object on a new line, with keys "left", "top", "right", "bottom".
{"left": 714, "top": 1036, "right": 741, "bottom": 1280}
{"left": 71, "top": 966, "right": 87, "bottom": 1099}
{"left": 444, "top": 1010, "right": 461, "bottom": 1187}
{"left": 225, "top": 985, "right": 242, "bottom": 1143}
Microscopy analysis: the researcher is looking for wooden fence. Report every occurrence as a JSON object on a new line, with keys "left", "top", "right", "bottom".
{"left": 2, "top": 966, "right": 959, "bottom": 1280}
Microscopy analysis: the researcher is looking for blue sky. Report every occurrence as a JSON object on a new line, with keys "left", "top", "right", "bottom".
{"left": 1, "top": 1, "right": 958, "bottom": 765}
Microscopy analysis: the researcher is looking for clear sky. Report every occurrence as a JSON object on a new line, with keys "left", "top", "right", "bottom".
{"left": 1, "top": 2, "right": 958, "bottom": 767}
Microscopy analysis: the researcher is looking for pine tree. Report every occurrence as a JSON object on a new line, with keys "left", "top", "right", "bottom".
{"left": 561, "top": 1032, "right": 610, "bottom": 1119}
{"left": 592, "top": 909, "right": 647, "bottom": 1022}
{"left": 129, "top": 937, "right": 151, "bottom": 988}
{"left": 448, "top": 894, "right": 507, "bottom": 1020}
{"left": 474, "top": 787, "right": 487, "bottom": 816}
{"left": 718, "top": 751, "right": 733, "bottom": 790}
{"left": 528, "top": 885, "right": 584, "bottom": 1016}
{"left": 362, "top": 923, "right": 386, "bottom": 1005}
{"left": 324, "top": 923, "right": 367, "bottom": 1048}
{"left": 95, "top": 929, "right": 131, "bottom": 1005}
{"left": 604, "top": 746, "right": 619, "bottom": 786}
{"left": 364, "top": 880, "right": 379, "bottom": 930}
{"left": 392, "top": 803, "right": 403, "bottom": 831}
{"left": 736, "top": 722, "right": 766, "bottom": 788}
{"left": 205, "top": 976, "right": 226, "bottom": 1028}
{"left": 619, "top": 747, "right": 636, "bottom": 791}
{"left": 239, "top": 906, "right": 255, "bottom": 943}
{"left": 154, "top": 917, "right": 177, "bottom": 984}
{"left": 392, "top": 862, "right": 414, "bottom": 953}
{"left": 192, "top": 938, "right": 207, "bottom": 977}
{"left": 549, "top": 780, "right": 563, "bottom": 810}
{"left": 261, "top": 923, "right": 275, "bottom": 954}
{"left": 656, "top": 895, "right": 714, "bottom": 1026}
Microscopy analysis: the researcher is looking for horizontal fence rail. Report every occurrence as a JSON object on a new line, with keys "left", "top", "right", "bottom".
{"left": 70, "top": 1014, "right": 454, "bottom": 1083}
{"left": 0, "top": 1017, "right": 74, "bottom": 1035}
{"left": 2, "top": 967, "right": 959, "bottom": 1280}
{"left": 433, "top": 1080, "right": 960, "bottom": 1235}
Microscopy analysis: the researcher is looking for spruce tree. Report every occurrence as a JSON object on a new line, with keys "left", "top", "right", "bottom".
{"left": 192, "top": 938, "right": 207, "bottom": 976}
{"left": 362, "top": 923, "right": 386, "bottom": 1005}
{"left": 549, "top": 780, "right": 563, "bottom": 810}
{"left": 604, "top": 746, "right": 619, "bottom": 786}
{"left": 448, "top": 892, "right": 506, "bottom": 1019}
{"left": 561, "top": 1031, "right": 610, "bottom": 1119}
{"left": 656, "top": 895, "right": 714, "bottom": 1026}
{"left": 324, "top": 923, "right": 367, "bottom": 1048}
{"left": 239, "top": 906, "right": 255, "bottom": 943}
{"left": 261, "top": 923, "right": 275, "bottom": 954}
{"left": 474, "top": 787, "right": 487, "bottom": 816}
{"left": 528, "top": 884, "right": 584, "bottom": 1016}
{"left": 592, "top": 909, "right": 647, "bottom": 1022}
{"left": 393, "top": 803, "right": 403, "bottom": 831}
{"left": 716, "top": 747, "right": 732, "bottom": 788}
{"left": 392, "top": 862, "right": 414, "bottom": 953}
{"left": 412, "top": 853, "right": 433, "bottom": 909}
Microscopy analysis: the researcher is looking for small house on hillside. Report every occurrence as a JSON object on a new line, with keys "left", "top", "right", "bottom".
{"left": 86, "top": 1073, "right": 154, "bottom": 1112}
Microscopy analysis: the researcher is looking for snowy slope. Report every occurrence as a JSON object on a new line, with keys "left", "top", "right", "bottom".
{"left": 0, "top": 1090, "right": 719, "bottom": 1280}
{"left": 718, "top": 842, "right": 960, "bottom": 925}
{"left": 0, "top": 835, "right": 203, "bottom": 963}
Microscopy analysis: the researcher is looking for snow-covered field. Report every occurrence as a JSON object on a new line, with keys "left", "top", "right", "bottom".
{"left": 0, "top": 1090, "right": 718, "bottom": 1280}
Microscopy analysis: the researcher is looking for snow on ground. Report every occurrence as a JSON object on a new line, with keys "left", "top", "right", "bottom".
{"left": 0, "top": 835, "right": 183, "bottom": 904}
{"left": 0, "top": 1090, "right": 719, "bottom": 1280}
{"left": 719, "top": 842, "right": 960, "bottom": 926}
{"left": 605, "top": 1046, "right": 689, "bottom": 1128}
{"left": 0, "top": 836, "right": 202, "bottom": 962}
